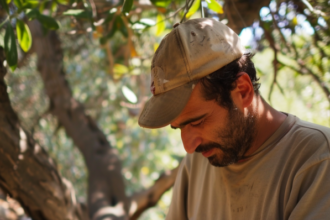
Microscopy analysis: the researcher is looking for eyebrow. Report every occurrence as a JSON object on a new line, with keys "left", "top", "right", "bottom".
{"left": 171, "top": 114, "right": 207, "bottom": 129}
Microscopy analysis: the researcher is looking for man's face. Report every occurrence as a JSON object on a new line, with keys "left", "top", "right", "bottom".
{"left": 170, "top": 82, "right": 256, "bottom": 167}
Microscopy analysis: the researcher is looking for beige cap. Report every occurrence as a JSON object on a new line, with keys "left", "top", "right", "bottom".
{"left": 138, "top": 18, "right": 244, "bottom": 128}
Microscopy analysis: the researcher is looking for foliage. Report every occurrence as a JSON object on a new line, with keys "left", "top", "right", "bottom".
{"left": 0, "top": 0, "right": 224, "bottom": 70}
{"left": 254, "top": 0, "right": 330, "bottom": 104}
{"left": 0, "top": 0, "right": 62, "bottom": 70}
{"left": 1, "top": 0, "right": 330, "bottom": 219}
{"left": 5, "top": 34, "right": 185, "bottom": 218}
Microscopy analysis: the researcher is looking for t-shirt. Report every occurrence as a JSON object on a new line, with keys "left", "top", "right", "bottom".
{"left": 166, "top": 114, "right": 330, "bottom": 220}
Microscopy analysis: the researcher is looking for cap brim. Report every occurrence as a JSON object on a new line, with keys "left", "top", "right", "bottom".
{"left": 138, "top": 81, "right": 197, "bottom": 129}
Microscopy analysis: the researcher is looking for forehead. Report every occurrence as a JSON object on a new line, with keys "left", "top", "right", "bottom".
{"left": 171, "top": 82, "right": 216, "bottom": 125}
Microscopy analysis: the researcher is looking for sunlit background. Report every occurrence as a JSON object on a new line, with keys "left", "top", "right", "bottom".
{"left": 2, "top": 0, "right": 329, "bottom": 219}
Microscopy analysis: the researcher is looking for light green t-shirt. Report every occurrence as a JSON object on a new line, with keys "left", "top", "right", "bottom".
{"left": 166, "top": 114, "right": 330, "bottom": 220}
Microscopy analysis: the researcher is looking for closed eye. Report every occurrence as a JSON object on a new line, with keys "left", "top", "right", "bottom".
{"left": 190, "top": 119, "right": 204, "bottom": 127}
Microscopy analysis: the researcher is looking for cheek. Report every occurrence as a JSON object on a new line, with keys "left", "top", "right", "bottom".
{"left": 202, "top": 118, "right": 227, "bottom": 141}
{"left": 208, "top": 107, "right": 229, "bottom": 127}
{"left": 203, "top": 118, "right": 219, "bottom": 133}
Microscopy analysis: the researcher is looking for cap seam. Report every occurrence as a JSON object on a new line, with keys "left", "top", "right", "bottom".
{"left": 176, "top": 27, "right": 192, "bottom": 81}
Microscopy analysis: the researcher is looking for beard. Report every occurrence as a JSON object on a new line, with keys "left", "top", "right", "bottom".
{"left": 195, "top": 106, "right": 257, "bottom": 167}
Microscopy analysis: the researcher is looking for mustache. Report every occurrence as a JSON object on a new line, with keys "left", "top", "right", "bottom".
{"left": 195, "top": 142, "right": 239, "bottom": 155}
{"left": 195, "top": 142, "right": 225, "bottom": 153}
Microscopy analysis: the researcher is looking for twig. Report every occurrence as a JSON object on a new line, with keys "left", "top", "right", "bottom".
{"left": 156, "top": 5, "right": 187, "bottom": 26}
{"left": 122, "top": 15, "right": 136, "bottom": 61}
{"left": 180, "top": 0, "right": 194, "bottom": 23}
{"left": 88, "top": 0, "right": 97, "bottom": 18}
{"left": 229, "top": 0, "right": 247, "bottom": 29}
{"left": 301, "top": 0, "right": 326, "bottom": 16}
{"left": 304, "top": 15, "right": 328, "bottom": 60}
{"left": 279, "top": 60, "right": 330, "bottom": 103}
{"left": 259, "top": 18, "right": 279, "bottom": 103}
{"left": 120, "top": 101, "right": 142, "bottom": 109}
{"left": 0, "top": 16, "right": 9, "bottom": 29}
{"left": 269, "top": 10, "right": 291, "bottom": 53}
{"left": 128, "top": 166, "right": 180, "bottom": 220}
{"left": 300, "top": 65, "right": 330, "bottom": 102}
{"left": 105, "top": 41, "right": 114, "bottom": 79}
{"left": 201, "top": 0, "right": 204, "bottom": 18}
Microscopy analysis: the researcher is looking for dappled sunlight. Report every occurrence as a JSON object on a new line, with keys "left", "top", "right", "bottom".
{"left": 19, "top": 128, "right": 27, "bottom": 153}
{"left": 92, "top": 202, "right": 126, "bottom": 220}
{"left": 1, "top": 0, "right": 329, "bottom": 219}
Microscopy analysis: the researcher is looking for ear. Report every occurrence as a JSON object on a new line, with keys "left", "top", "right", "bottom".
{"left": 231, "top": 72, "right": 254, "bottom": 109}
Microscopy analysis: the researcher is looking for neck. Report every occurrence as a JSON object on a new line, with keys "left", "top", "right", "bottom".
{"left": 245, "top": 95, "right": 287, "bottom": 157}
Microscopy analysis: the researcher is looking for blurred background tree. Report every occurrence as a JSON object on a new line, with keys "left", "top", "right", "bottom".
{"left": 0, "top": 0, "right": 329, "bottom": 219}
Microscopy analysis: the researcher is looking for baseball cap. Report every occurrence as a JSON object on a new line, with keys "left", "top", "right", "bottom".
{"left": 138, "top": 18, "right": 244, "bottom": 129}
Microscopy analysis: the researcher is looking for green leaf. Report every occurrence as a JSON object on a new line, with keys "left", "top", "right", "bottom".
{"left": 0, "top": 0, "right": 9, "bottom": 13}
{"left": 150, "top": 0, "right": 171, "bottom": 8}
{"left": 156, "top": 14, "right": 165, "bottom": 36}
{"left": 113, "top": 63, "right": 129, "bottom": 77}
{"left": 99, "top": 25, "right": 117, "bottom": 45}
{"left": 122, "top": 85, "right": 137, "bottom": 103}
{"left": 4, "top": 24, "right": 18, "bottom": 70}
{"left": 186, "top": 0, "right": 200, "bottom": 18}
{"left": 56, "top": 0, "right": 68, "bottom": 5}
{"left": 115, "top": 16, "right": 128, "bottom": 38}
{"left": 99, "top": 36, "right": 108, "bottom": 45}
{"left": 62, "top": 9, "right": 92, "bottom": 19}
{"left": 26, "top": 8, "right": 40, "bottom": 19}
{"left": 122, "top": 0, "right": 133, "bottom": 15}
{"left": 13, "top": 0, "right": 22, "bottom": 8}
{"left": 104, "top": 11, "right": 116, "bottom": 24}
{"left": 24, "top": 0, "right": 38, "bottom": 4}
{"left": 0, "top": 17, "right": 8, "bottom": 29}
{"left": 205, "top": 0, "right": 223, "bottom": 14}
{"left": 37, "top": 14, "right": 60, "bottom": 30}
{"left": 39, "top": 1, "right": 46, "bottom": 12}
{"left": 16, "top": 19, "right": 32, "bottom": 52}
{"left": 6, "top": 0, "right": 11, "bottom": 4}
{"left": 139, "top": 18, "right": 155, "bottom": 26}
{"left": 50, "top": 1, "right": 58, "bottom": 13}
{"left": 63, "top": 9, "right": 84, "bottom": 15}
{"left": 292, "top": 16, "right": 298, "bottom": 26}
{"left": 22, "top": 0, "right": 39, "bottom": 8}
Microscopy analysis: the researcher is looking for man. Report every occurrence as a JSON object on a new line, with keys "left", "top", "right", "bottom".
{"left": 138, "top": 18, "right": 330, "bottom": 219}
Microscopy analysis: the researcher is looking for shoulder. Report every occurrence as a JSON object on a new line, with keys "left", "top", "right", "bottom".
{"left": 295, "top": 116, "right": 330, "bottom": 138}
{"left": 284, "top": 115, "right": 330, "bottom": 173}
{"left": 289, "top": 116, "right": 330, "bottom": 151}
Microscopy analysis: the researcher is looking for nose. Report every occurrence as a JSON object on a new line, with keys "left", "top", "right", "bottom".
{"left": 181, "top": 127, "right": 202, "bottom": 154}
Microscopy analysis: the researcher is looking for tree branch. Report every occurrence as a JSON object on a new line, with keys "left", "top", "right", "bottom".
{"left": 128, "top": 166, "right": 180, "bottom": 220}
{"left": 259, "top": 18, "right": 280, "bottom": 102}
{"left": 269, "top": 10, "right": 291, "bottom": 54}
{"left": 224, "top": 0, "right": 271, "bottom": 34}
{"left": 28, "top": 20, "right": 129, "bottom": 220}
{"left": 279, "top": 60, "right": 330, "bottom": 103}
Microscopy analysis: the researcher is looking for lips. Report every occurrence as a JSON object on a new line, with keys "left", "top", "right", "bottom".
{"left": 202, "top": 148, "right": 214, "bottom": 157}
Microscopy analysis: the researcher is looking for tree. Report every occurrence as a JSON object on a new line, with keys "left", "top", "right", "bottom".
{"left": 0, "top": 0, "right": 329, "bottom": 219}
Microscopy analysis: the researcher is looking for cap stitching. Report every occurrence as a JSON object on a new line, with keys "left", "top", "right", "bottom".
{"left": 175, "top": 27, "right": 191, "bottom": 81}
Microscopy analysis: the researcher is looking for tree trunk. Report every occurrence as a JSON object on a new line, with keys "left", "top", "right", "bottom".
{"left": 0, "top": 47, "right": 86, "bottom": 220}
{"left": 28, "top": 20, "right": 129, "bottom": 220}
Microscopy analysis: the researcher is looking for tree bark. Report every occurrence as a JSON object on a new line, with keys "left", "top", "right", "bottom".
{"left": 28, "top": 20, "right": 129, "bottom": 220}
{"left": 27, "top": 20, "right": 180, "bottom": 219}
{"left": 0, "top": 47, "right": 86, "bottom": 220}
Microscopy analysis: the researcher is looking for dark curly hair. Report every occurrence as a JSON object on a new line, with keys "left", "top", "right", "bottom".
{"left": 199, "top": 53, "right": 260, "bottom": 109}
